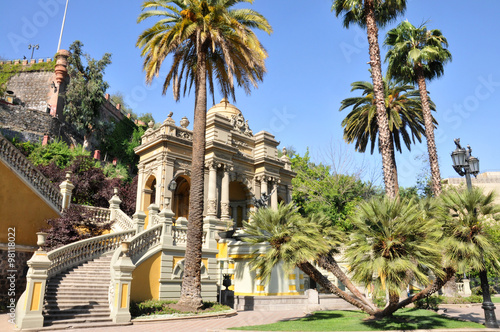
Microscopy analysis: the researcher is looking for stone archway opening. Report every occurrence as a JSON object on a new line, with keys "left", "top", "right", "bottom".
{"left": 173, "top": 175, "right": 190, "bottom": 219}
{"left": 143, "top": 176, "right": 156, "bottom": 229}
{"left": 229, "top": 181, "right": 251, "bottom": 228}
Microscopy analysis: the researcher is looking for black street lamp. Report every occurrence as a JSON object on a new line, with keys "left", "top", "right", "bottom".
{"left": 451, "top": 138, "right": 498, "bottom": 329}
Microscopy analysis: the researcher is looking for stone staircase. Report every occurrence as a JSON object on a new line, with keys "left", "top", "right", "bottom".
{"left": 42, "top": 254, "right": 128, "bottom": 329}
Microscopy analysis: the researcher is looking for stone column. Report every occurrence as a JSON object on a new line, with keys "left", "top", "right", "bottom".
{"left": 206, "top": 161, "right": 218, "bottom": 217}
{"left": 254, "top": 176, "right": 262, "bottom": 200}
{"left": 59, "top": 171, "right": 74, "bottom": 211}
{"left": 220, "top": 165, "right": 231, "bottom": 221}
{"left": 271, "top": 181, "right": 279, "bottom": 210}
{"left": 135, "top": 168, "right": 145, "bottom": 212}
{"left": 110, "top": 243, "right": 135, "bottom": 323}
{"left": 287, "top": 185, "right": 293, "bottom": 204}
{"left": 15, "top": 233, "right": 51, "bottom": 329}
{"left": 260, "top": 177, "right": 268, "bottom": 196}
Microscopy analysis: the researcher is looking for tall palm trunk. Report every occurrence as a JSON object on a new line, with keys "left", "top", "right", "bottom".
{"left": 178, "top": 31, "right": 207, "bottom": 310}
{"left": 365, "top": 0, "right": 398, "bottom": 198}
{"left": 415, "top": 65, "right": 442, "bottom": 196}
{"left": 388, "top": 133, "right": 399, "bottom": 197}
{"left": 297, "top": 261, "right": 378, "bottom": 316}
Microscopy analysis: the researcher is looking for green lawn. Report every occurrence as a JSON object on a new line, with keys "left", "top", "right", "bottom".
{"left": 492, "top": 297, "right": 500, "bottom": 303}
{"left": 229, "top": 309, "right": 485, "bottom": 331}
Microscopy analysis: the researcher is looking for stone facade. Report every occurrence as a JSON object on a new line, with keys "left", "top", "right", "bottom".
{"left": 5, "top": 71, "right": 54, "bottom": 112}
{"left": 0, "top": 102, "right": 84, "bottom": 146}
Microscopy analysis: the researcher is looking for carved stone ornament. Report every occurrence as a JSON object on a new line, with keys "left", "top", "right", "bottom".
{"left": 207, "top": 199, "right": 217, "bottom": 215}
{"left": 230, "top": 113, "right": 253, "bottom": 137}
{"left": 221, "top": 202, "right": 230, "bottom": 216}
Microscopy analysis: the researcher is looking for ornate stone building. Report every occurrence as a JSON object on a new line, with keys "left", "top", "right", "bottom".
{"left": 134, "top": 98, "right": 295, "bottom": 229}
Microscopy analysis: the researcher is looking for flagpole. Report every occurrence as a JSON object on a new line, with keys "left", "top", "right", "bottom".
{"left": 57, "top": 0, "right": 69, "bottom": 52}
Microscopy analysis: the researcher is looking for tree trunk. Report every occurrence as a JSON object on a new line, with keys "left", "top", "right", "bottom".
{"left": 415, "top": 66, "right": 442, "bottom": 196}
{"left": 365, "top": 0, "right": 398, "bottom": 198}
{"left": 317, "top": 254, "right": 376, "bottom": 311}
{"left": 297, "top": 261, "right": 378, "bottom": 316}
{"left": 388, "top": 134, "right": 399, "bottom": 197}
{"left": 396, "top": 267, "right": 455, "bottom": 310}
{"left": 378, "top": 292, "right": 399, "bottom": 318}
{"left": 178, "top": 30, "right": 207, "bottom": 310}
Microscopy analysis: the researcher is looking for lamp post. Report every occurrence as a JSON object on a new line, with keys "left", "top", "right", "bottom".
{"left": 28, "top": 44, "right": 39, "bottom": 60}
{"left": 451, "top": 138, "right": 498, "bottom": 329}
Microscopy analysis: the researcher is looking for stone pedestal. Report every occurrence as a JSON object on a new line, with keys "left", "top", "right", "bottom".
{"left": 111, "top": 252, "right": 135, "bottom": 323}
{"left": 15, "top": 250, "right": 51, "bottom": 329}
{"left": 133, "top": 211, "right": 146, "bottom": 233}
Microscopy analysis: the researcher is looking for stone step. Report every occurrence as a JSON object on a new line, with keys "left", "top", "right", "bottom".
{"left": 44, "top": 307, "right": 110, "bottom": 314}
{"left": 44, "top": 316, "right": 113, "bottom": 325}
{"left": 32, "top": 321, "right": 131, "bottom": 331}
{"left": 47, "top": 283, "right": 109, "bottom": 291}
{"left": 50, "top": 276, "right": 111, "bottom": 283}
{"left": 44, "top": 311, "right": 111, "bottom": 320}
{"left": 46, "top": 295, "right": 109, "bottom": 302}
{"left": 44, "top": 303, "right": 110, "bottom": 311}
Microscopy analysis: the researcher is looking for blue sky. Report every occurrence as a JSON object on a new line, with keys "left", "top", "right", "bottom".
{"left": 1, "top": 0, "right": 499, "bottom": 188}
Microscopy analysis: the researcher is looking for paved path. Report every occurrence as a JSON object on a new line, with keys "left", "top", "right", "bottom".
{"left": 1, "top": 305, "right": 499, "bottom": 331}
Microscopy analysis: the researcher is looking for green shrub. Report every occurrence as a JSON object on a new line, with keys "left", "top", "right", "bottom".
{"left": 103, "top": 162, "right": 130, "bottom": 181}
{"left": 471, "top": 285, "right": 496, "bottom": 296}
{"left": 129, "top": 300, "right": 231, "bottom": 317}
{"left": 414, "top": 295, "right": 444, "bottom": 311}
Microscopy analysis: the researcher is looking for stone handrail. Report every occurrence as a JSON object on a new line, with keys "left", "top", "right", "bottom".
{"left": 76, "top": 205, "right": 111, "bottom": 225}
{"left": 47, "top": 229, "right": 136, "bottom": 277}
{"left": 128, "top": 223, "right": 163, "bottom": 263}
{"left": 112, "top": 209, "right": 134, "bottom": 231}
{"left": 0, "top": 133, "right": 62, "bottom": 211}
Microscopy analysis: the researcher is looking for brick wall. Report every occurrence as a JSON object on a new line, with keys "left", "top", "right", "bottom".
{"left": 0, "top": 103, "right": 84, "bottom": 146}
{"left": 6, "top": 71, "right": 54, "bottom": 112}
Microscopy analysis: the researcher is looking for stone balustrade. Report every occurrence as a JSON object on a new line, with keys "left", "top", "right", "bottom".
{"left": 47, "top": 229, "right": 136, "bottom": 277}
{"left": 112, "top": 209, "right": 134, "bottom": 231}
{"left": 0, "top": 133, "right": 62, "bottom": 211}
{"left": 76, "top": 204, "right": 111, "bottom": 225}
{"left": 127, "top": 224, "right": 163, "bottom": 263}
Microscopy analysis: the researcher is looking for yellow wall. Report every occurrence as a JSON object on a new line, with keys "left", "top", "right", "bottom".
{"left": 0, "top": 161, "right": 59, "bottom": 246}
{"left": 131, "top": 252, "right": 162, "bottom": 302}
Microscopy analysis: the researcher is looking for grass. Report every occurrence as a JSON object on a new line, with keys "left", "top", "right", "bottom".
{"left": 229, "top": 309, "right": 485, "bottom": 331}
{"left": 492, "top": 297, "right": 500, "bottom": 303}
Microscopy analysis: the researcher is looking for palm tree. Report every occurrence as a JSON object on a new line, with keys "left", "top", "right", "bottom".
{"left": 346, "top": 196, "right": 444, "bottom": 316}
{"left": 385, "top": 21, "right": 452, "bottom": 196}
{"left": 332, "top": 0, "right": 407, "bottom": 198}
{"left": 137, "top": 0, "right": 271, "bottom": 309}
{"left": 397, "top": 187, "right": 500, "bottom": 316}
{"left": 243, "top": 203, "right": 378, "bottom": 315}
{"left": 340, "top": 77, "right": 437, "bottom": 195}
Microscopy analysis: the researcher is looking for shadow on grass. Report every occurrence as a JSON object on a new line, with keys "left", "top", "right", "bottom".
{"left": 361, "top": 308, "right": 452, "bottom": 330}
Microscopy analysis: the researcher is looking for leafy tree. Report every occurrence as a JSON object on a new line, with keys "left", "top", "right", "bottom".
{"left": 136, "top": 0, "right": 271, "bottom": 310}
{"left": 44, "top": 205, "right": 112, "bottom": 250}
{"left": 100, "top": 116, "right": 142, "bottom": 169}
{"left": 291, "top": 150, "right": 375, "bottom": 230}
{"left": 110, "top": 92, "right": 133, "bottom": 114}
{"left": 385, "top": 21, "right": 452, "bottom": 196}
{"left": 332, "top": 0, "right": 407, "bottom": 198}
{"left": 64, "top": 40, "right": 112, "bottom": 148}
{"left": 340, "top": 78, "right": 437, "bottom": 195}
{"left": 27, "top": 139, "right": 89, "bottom": 168}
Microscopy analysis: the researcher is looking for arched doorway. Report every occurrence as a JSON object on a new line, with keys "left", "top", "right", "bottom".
{"left": 173, "top": 175, "right": 190, "bottom": 219}
{"left": 143, "top": 176, "right": 156, "bottom": 229}
{"left": 229, "top": 181, "right": 250, "bottom": 228}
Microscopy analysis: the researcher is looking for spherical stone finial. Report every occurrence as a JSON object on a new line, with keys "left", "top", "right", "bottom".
{"left": 148, "top": 120, "right": 155, "bottom": 128}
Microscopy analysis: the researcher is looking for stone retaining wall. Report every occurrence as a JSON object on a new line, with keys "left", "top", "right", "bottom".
{"left": 0, "top": 249, "right": 33, "bottom": 311}
{"left": 5, "top": 71, "right": 54, "bottom": 112}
